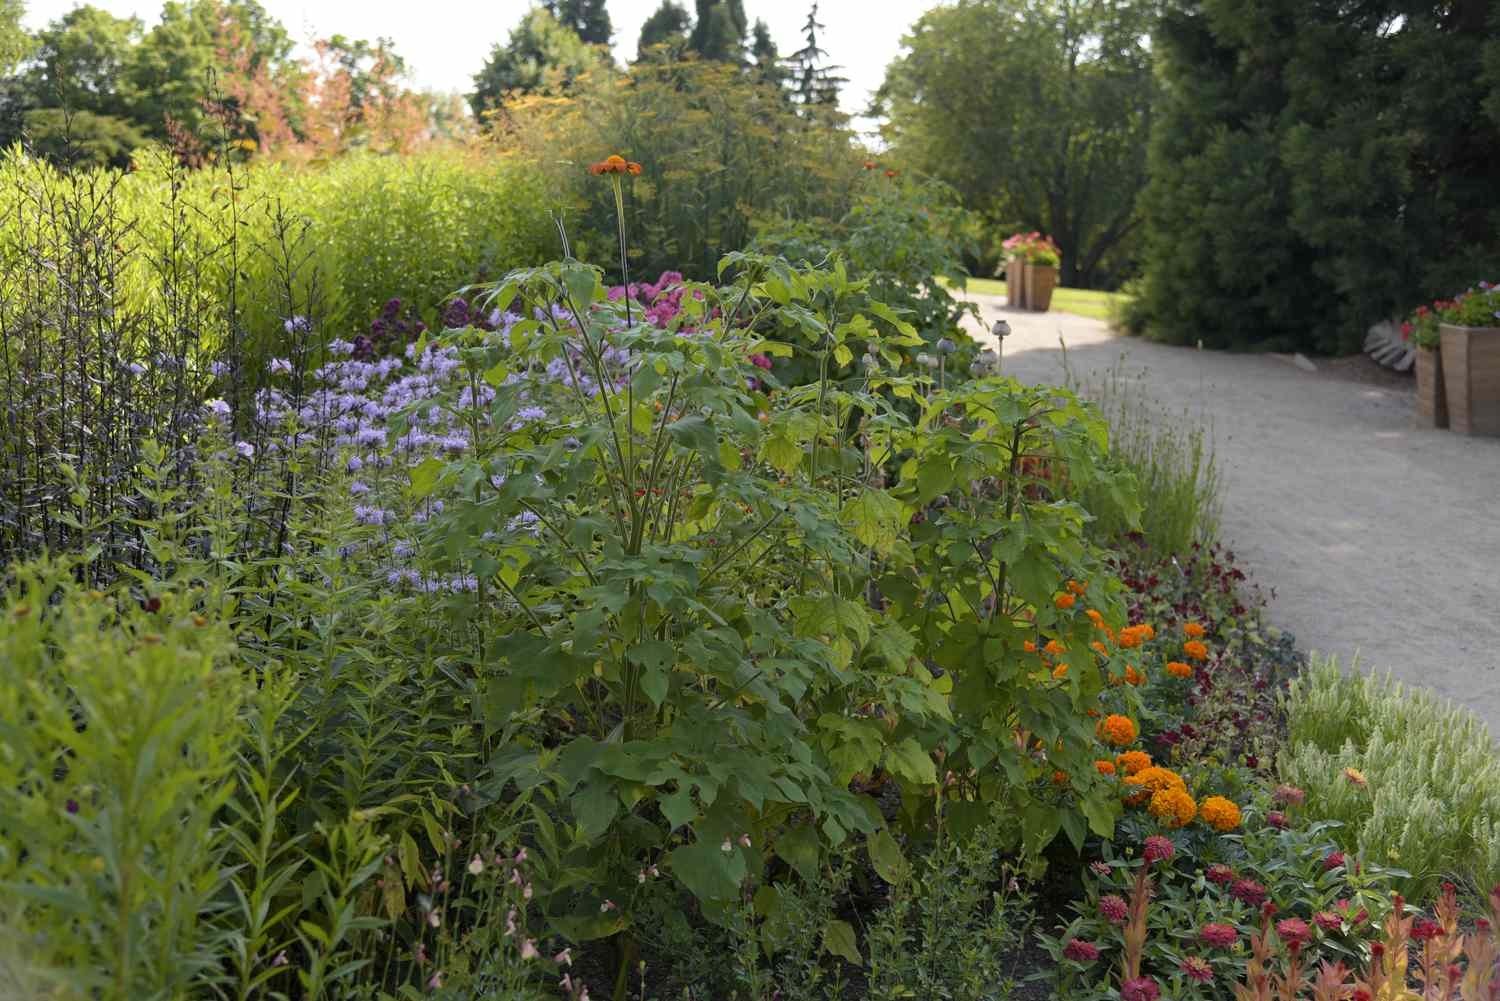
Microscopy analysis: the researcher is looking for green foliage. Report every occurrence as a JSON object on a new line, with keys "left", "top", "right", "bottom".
{"left": 546, "top": 0, "right": 614, "bottom": 45}
{"left": 637, "top": 1, "right": 692, "bottom": 58}
{"left": 469, "top": 6, "right": 612, "bottom": 117}
{"left": 1280, "top": 654, "right": 1500, "bottom": 899}
{"left": 877, "top": 0, "right": 1156, "bottom": 289}
{"left": 1132, "top": 0, "right": 1500, "bottom": 353}
{"left": 1438, "top": 282, "right": 1500, "bottom": 329}
{"left": 0, "top": 0, "right": 27, "bottom": 76}
{"left": 1042, "top": 820, "right": 1402, "bottom": 1000}
{"left": 0, "top": 559, "right": 247, "bottom": 998}
{"left": 505, "top": 58, "right": 862, "bottom": 280}
{"left": 750, "top": 169, "right": 982, "bottom": 379}
{"left": 20, "top": 107, "right": 148, "bottom": 169}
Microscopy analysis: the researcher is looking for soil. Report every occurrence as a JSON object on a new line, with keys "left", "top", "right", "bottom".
{"left": 963, "top": 293, "right": 1500, "bottom": 737}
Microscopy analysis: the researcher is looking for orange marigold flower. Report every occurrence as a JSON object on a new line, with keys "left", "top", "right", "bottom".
{"left": 1052, "top": 662, "right": 1069, "bottom": 679}
{"left": 1124, "top": 765, "right": 1185, "bottom": 806}
{"left": 1184, "top": 622, "right": 1206, "bottom": 638}
{"left": 1166, "top": 660, "right": 1193, "bottom": 679}
{"left": 1116, "top": 750, "right": 1151, "bottom": 776}
{"left": 1200, "top": 796, "right": 1242, "bottom": 832}
{"left": 1125, "top": 665, "right": 1145, "bottom": 686}
{"left": 1044, "top": 639, "right": 1066, "bottom": 656}
{"left": 1101, "top": 714, "right": 1138, "bottom": 747}
{"left": 1052, "top": 770, "right": 1069, "bottom": 786}
{"left": 1055, "top": 593, "right": 1077, "bottom": 610}
{"left": 1086, "top": 609, "right": 1104, "bottom": 626}
{"left": 1149, "top": 787, "right": 1197, "bottom": 829}
{"left": 1067, "top": 579, "right": 1088, "bottom": 595}
{"left": 1183, "top": 640, "right": 1209, "bottom": 661}
{"left": 1118, "top": 624, "right": 1152, "bottom": 649}
{"left": 1023, "top": 640, "right": 1038, "bottom": 653}
{"left": 1091, "top": 641, "right": 1109, "bottom": 656}
{"left": 1087, "top": 708, "right": 1100, "bottom": 718}
{"left": 1095, "top": 759, "right": 1117, "bottom": 776}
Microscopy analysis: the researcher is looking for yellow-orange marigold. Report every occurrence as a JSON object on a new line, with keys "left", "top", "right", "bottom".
{"left": 1124, "top": 765, "right": 1186, "bottom": 805}
{"left": 1101, "top": 714, "right": 1138, "bottom": 746}
{"left": 1095, "top": 759, "right": 1117, "bottom": 776}
{"left": 1116, "top": 750, "right": 1152, "bottom": 776}
{"left": 1183, "top": 640, "right": 1210, "bottom": 661}
{"left": 1200, "top": 796, "right": 1242, "bottom": 832}
{"left": 1166, "top": 660, "right": 1193, "bottom": 679}
{"left": 1091, "top": 641, "right": 1109, "bottom": 656}
{"left": 1125, "top": 665, "right": 1145, "bottom": 686}
{"left": 1184, "top": 622, "right": 1206, "bottom": 638}
{"left": 1118, "top": 624, "right": 1155, "bottom": 649}
{"left": 1149, "top": 787, "right": 1198, "bottom": 829}
{"left": 1086, "top": 609, "right": 1104, "bottom": 626}
{"left": 1055, "top": 593, "right": 1077, "bottom": 610}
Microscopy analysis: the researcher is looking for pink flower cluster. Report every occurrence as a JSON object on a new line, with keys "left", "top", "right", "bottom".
{"left": 608, "top": 270, "right": 704, "bottom": 328}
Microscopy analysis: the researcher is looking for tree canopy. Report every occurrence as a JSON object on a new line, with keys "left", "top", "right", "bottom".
{"left": 877, "top": 0, "right": 1156, "bottom": 289}
{"left": 1131, "top": 0, "right": 1500, "bottom": 353}
{"left": 471, "top": 6, "right": 610, "bottom": 116}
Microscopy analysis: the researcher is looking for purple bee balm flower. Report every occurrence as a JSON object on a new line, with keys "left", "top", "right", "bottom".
{"left": 209, "top": 360, "right": 232, "bottom": 377}
{"left": 205, "top": 398, "right": 231, "bottom": 419}
{"left": 127, "top": 361, "right": 146, "bottom": 375}
{"left": 442, "top": 298, "right": 471, "bottom": 329}
{"left": 65, "top": 798, "right": 79, "bottom": 814}
{"left": 516, "top": 406, "right": 547, "bottom": 422}
{"left": 234, "top": 441, "right": 255, "bottom": 459}
{"left": 382, "top": 297, "right": 403, "bottom": 319}
{"left": 270, "top": 358, "right": 293, "bottom": 375}
{"left": 349, "top": 480, "right": 371, "bottom": 497}
{"left": 284, "top": 316, "right": 311, "bottom": 335}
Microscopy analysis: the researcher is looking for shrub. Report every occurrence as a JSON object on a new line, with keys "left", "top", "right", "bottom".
{"left": 1280, "top": 654, "right": 1500, "bottom": 898}
{"left": 500, "top": 58, "right": 862, "bottom": 282}
{"left": 749, "top": 168, "right": 982, "bottom": 382}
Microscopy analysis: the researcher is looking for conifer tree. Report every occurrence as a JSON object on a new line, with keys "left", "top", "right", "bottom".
{"left": 785, "top": 3, "right": 845, "bottom": 109}
{"left": 544, "top": 0, "right": 612, "bottom": 46}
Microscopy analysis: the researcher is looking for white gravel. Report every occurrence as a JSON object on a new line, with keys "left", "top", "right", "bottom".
{"left": 962, "top": 292, "right": 1500, "bottom": 733}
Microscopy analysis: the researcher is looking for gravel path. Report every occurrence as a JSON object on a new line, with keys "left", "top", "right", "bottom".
{"left": 960, "top": 292, "right": 1500, "bottom": 733}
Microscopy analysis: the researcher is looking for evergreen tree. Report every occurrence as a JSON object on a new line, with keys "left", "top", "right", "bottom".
{"left": 785, "top": 3, "right": 844, "bottom": 108}
{"left": 687, "top": 0, "right": 747, "bottom": 63}
{"left": 470, "top": 6, "right": 607, "bottom": 116}
{"left": 637, "top": 0, "right": 691, "bottom": 59}
{"left": 0, "top": 0, "right": 30, "bottom": 77}
{"left": 749, "top": 18, "right": 787, "bottom": 89}
{"left": 544, "top": 0, "right": 612, "bottom": 46}
{"left": 1133, "top": 0, "right": 1500, "bottom": 353}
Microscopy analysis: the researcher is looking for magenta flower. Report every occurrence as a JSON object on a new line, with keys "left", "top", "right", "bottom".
{"left": 1143, "top": 835, "right": 1175, "bottom": 864}
{"left": 1180, "top": 956, "right": 1214, "bottom": 983}
{"left": 1062, "top": 938, "right": 1100, "bottom": 962}
{"left": 1199, "top": 923, "right": 1238, "bottom": 948}
{"left": 1276, "top": 917, "right": 1311, "bottom": 949}
{"left": 1099, "top": 894, "right": 1129, "bottom": 924}
{"left": 1121, "top": 977, "right": 1160, "bottom": 1001}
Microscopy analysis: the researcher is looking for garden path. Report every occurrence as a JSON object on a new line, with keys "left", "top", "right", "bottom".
{"left": 959, "top": 292, "right": 1500, "bottom": 734}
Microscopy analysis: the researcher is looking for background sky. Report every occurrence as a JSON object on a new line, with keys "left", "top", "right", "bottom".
{"left": 23, "top": 0, "right": 917, "bottom": 137}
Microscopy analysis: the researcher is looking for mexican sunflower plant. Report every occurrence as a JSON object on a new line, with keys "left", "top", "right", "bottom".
{"left": 391, "top": 149, "right": 1150, "bottom": 989}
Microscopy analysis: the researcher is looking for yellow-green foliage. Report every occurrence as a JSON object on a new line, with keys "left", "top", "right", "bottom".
{"left": 0, "top": 560, "right": 246, "bottom": 998}
{"left": 1281, "top": 654, "right": 1500, "bottom": 898}
{"left": 0, "top": 143, "right": 555, "bottom": 353}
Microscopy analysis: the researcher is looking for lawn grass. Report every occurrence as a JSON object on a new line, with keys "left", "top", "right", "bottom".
{"left": 950, "top": 276, "right": 1127, "bottom": 322}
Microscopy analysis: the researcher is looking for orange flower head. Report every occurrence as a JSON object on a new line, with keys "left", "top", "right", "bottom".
{"left": 1166, "top": 660, "right": 1193, "bottom": 679}
{"left": 1095, "top": 759, "right": 1117, "bottom": 776}
{"left": 1124, "top": 765, "right": 1186, "bottom": 805}
{"left": 589, "top": 154, "right": 642, "bottom": 176}
{"left": 1124, "top": 665, "right": 1144, "bottom": 686}
{"left": 1101, "top": 714, "right": 1138, "bottom": 747}
{"left": 864, "top": 161, "right": 877, "bottom": 170}
{"left": 1183, "top": 640, "right": 1210, "bottom": 661}
{"left": 1052, "top": 770, "right": 1069, "bottom": 786}
{"left": 1023, "top": 639, "right": 1038, "bottom": 654}
{"left": 1343, "top": 767, "right": 1368, "bottom": 788}
{"left": 1055, "top": 593, "right": 1077, "bottom": 610}
{"left": 884, "top": 169, "right": 898, "bottom": 178}
{"left": 1067, "top": 579, "right": 1088, "bottom": 595}
{"left": 1200, "top": 796, "right": 1242, "bottom": 832}
{"left": 1149, "top": 787, "right": 1198, "bottom": 829}
{"left": 1091, "top": 641, "right": 1109, "bottom": 656}
{"left": 1116, "top": 750, "right": 1151, "bottom": 776}
{"left": 1184, "top": 622, "right": 1206, "bottom": 638}
{"left": 1118, "top": 624, "right": 1154, "bottom": 649}
{"left": 1052, "top": 662, "right": 1069, "bottom": 680}
{"left": 1086, "top": 609, "right": 1104, "bottom": 626}
{"left": 1044, "top": 639, "right": 1066, "bottom": 656}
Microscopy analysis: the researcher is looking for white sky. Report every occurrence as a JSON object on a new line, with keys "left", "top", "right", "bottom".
{"left": 24, "top": 0, "right": 919, "bottom": 136}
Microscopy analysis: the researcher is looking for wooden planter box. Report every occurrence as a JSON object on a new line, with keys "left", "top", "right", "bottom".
{"left": 1414, "top": 347, "right": 1448, "bottom": 428}
{"left": 1439, "top": 323, "right": 1500, "bottom": 436}
{"left": 1006, "top": 257, "right": 1028, "bottom": 309}
{"left": 1025, "top": 263, "right": 1058, "bottom": 312}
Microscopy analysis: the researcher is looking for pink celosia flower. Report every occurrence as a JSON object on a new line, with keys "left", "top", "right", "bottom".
{"left": 1230, "top": 878, "right": 1268, "bottom": 906}
{"left": 1267, "top": 810, "right": 1289, "bottom": 829}
{"left": 1206, "top": 863, "right": 1235, "bottom": 885}
{"left": 1323, "top": 851, "right": 1345, "bottom": 871}
{"left": 1121, "top": 976, "right": 1161, "bottom": 1001}
{"left": 1314, "top": 911, "right": 1343, "bottom": 932}
{"left": 1180, "top": 956, "right": 1214, "bottom": 983}
{"left": 1143, "top": 835, "right": 1175, "bottom": 863}
{"left": 1099, "top": 894, "right": 1129, "bottom": 924}
{"left": 1063, "top": 938, "right": 1100, "bottom": 962}
{"left": 1276, "top": 917, "right": 1311, "bottom": 949}
{"left": 1274, "top": 784, "right": 1307, "bottom": 806}
{"left": 1200, "top": 923, "right": 1238, "bottom": 948}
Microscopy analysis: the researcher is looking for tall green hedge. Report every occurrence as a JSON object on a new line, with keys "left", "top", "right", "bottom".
{"left": 1130, "top": 0, "right": 1500, "bottom": 353}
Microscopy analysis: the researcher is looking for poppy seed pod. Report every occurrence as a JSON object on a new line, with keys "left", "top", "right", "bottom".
{"left": 991, "top": 319, "right": 1011, "bottom": 339}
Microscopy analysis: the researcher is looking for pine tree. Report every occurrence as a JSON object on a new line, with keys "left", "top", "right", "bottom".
{"left": 687, "top": 0, "right": 747, "bottom": 64}
{"left": 749, "top": 19, "right": 787, "bottom": 89}
{"left": 784, "top": 3, "right": 845, "bottom": 109}
{"left": 637, "top": 0, "right": 691, "bottom": 59}
{"left": 470, "top": 7, "right": 606, "bottom": 116}
{"left": 544, "top": 0, "right": 612, "bottom": 46}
